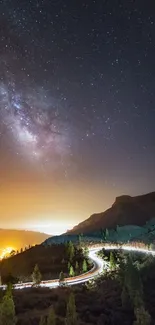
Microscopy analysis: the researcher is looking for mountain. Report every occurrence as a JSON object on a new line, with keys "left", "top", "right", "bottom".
{"left": 67, "top": 192, "right": 155, "bottom": 234}
{"left": 0, "top": 229, "right": 50, "bottom": 250}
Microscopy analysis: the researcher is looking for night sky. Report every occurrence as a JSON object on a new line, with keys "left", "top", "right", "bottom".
{"left": 0, "top": 0, "right": 155, "bottom": 234}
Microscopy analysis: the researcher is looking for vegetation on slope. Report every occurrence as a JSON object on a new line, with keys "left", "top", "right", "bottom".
{"left": 0, "top": 242, "right": 91, "bottom": 284}
{"left": 1, "top": 248, "right": 155, "bottom": 324}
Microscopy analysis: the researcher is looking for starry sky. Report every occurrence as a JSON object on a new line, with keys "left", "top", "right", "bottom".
{"left": 0, "top": 0, "right": 155, "bottom": 235}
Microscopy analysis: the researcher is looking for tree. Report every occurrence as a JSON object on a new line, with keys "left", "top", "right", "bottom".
{"left": 59, "top": 271, "right": 65, "bottom": 286}
{"left": 39, "top": 315, "right": 47, "bottom": 325}
{"left": 105, "top": 228, "right": 109, "bottom": 239}
{"left": 78, "top": 234, "right": 82, "bottom": 248}
{"left": 101, "top": 229, "right": 105, "bottom": 240}
{"left": 134, "top": 306, "right": 151, "bottom": 325}
{"left": 125, "top": 256, "right": 143, "bottom": 305}
{"left": 10, "top": 250, "right": 16, "bottom": 257}
{"left": 47, "top": 307, "right": 56, "bottom": 325}
{"left": 32, "top": 264, "right": 42, "bottom": 285}
{"left": 78, "top": 233, "right": 83, "bottom": 246}
{"left": 109, "top": 252, "right": 116, "bottom": 270}
{"left": 66, "top": 292, "right": 77, "bottom": 325}
{"left": 6, "top": 283, "right": 13, "bottom": 298}
{"left": 82, "top": 259, "right": 87, "bottom": 273}
{"left": 68, "top": 261, "right": 71, "bottom": 272}
{"left": 20, "top": 248, "right": 23, "bottom": 253}
{"left": 75, "top": 261, "right": 79, "bottom": 275}
{"left": 116, "top": 225, "right": 119, "bottom": 233}
{"left": 0, "top": 275, "right": 2, "bottom": 286}
{"left": 0, "top": 288, "right": 17, "bottom": 325}
{"left": 67, "top": 242, "right": 75, "bottom": 262}
{"left": 83, "top": 246, "right": 89, "bottom": 258}
{"left": 69, "top": 266, "right": 74, "bottom": 277}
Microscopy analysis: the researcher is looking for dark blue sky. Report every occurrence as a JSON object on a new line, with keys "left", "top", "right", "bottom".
{"left": 0, "top": 0, "right": 155, "bottom": 233}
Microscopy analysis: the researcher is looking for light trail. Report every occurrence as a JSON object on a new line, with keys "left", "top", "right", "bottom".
{"left": 1, "top": 244, "right": 154, "bottom": 290}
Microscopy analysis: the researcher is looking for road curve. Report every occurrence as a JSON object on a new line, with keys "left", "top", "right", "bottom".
{"left": 1, "top": 244, "right": 155, "bottom": 290}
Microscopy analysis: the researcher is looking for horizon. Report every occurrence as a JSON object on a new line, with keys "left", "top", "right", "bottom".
{"left": 0, "top": 189, "right": 155, "bottom": 235}
{"left": 1, "top": 189, "right": 155, "bottom": 236}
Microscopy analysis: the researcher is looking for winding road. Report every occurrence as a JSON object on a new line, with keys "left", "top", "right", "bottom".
{"left": 2, "top": 244, "right": 155, "bottom": 290}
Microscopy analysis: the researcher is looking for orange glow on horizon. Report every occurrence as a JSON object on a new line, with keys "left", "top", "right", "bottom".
{"left": 0, "top": 247, "right": 16, "bottom": 259}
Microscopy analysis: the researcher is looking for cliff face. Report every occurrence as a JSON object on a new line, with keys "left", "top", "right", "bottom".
{"left": 67, "top": 192, "right": 155, "bottom": 234}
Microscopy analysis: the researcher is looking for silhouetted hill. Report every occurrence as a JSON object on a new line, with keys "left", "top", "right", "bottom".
{"left": 67, "top": 192, "right": 155, "bottom": 234}
{"left": 0, "top": 244, "right": 66, "bottom": 282}
{"left": 0, "top": 242, "right": 89, "bottom": 283}
{"left": 0, "top": 229, "right": 50, "bottom": 250}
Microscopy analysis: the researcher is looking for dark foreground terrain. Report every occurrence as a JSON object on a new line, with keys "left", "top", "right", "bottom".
{"left": 0, "top": 242, "right": 90, "bottom": 283}
{"left": 1, "top": 249, "right": 155, "bottom": 325}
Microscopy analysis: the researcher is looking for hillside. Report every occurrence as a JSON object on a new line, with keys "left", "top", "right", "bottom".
{"left": 0, "top": 242, "right": 89, "bottom": 283}
{"left": 0, "top": 229, "right": 50, "bottom": 250}
{"left": 0, "top": 244, "right": 67, "bottom": 282}
{"left": 67, "top": 192, "right": 155, "bottom": 234}
{"left": 3, "top": 249, "right": 155, "bottom": 325}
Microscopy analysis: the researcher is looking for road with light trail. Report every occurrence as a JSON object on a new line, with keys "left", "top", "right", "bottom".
{"left": 1, "top": 244, "right": 155, "bottom": 290}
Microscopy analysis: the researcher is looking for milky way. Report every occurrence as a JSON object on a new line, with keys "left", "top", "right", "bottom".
{"left": 0, "top": 78, "right": 72, "bottom": 170}
{"left": 0, "top": 0, "right": 155, "bottom": 188}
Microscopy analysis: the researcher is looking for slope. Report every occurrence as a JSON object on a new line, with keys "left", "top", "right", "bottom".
{"left": 67, "top": 192, "right": 155, "bottom": 234}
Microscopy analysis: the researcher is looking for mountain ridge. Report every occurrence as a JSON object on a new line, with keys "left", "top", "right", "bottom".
{"left": 67, "top": 192, "right": 155, "bottom": 234}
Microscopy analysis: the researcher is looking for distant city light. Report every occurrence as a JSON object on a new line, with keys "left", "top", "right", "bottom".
{"left": 0, "top": 247, "right": 15, "bottom": 259}
{"left": 26, "top": 220, "right": 76, "bottom": 235}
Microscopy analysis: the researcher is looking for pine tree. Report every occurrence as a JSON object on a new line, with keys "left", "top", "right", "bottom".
{"left": 83, "top": 246, "right": 89, "bottom": 258}
{"left": 109, "top": 252, "right": 116, "bottom": 270}
{"left": 6, "top": 283, "right": 13, "bottom": 298}
{"left": 0, "top": 289, "right": 17, "bottom": 325}
{"left": 101, "top": 229, "right": 105, "bottom": 240}
{"left": 69, "top": 242, "right": 75, "bottom": 262}
{"left": 125, "top": 256, "right": 143, "bottom": 305}
{"left": 116, "top": 225, "right": 119, "bottom": 233}
{"left": 78, "top": 234, "right": 82, "bottom": 248}
{"left": 105, "top": 228, "right": 109, "bottom": 239}
{"left": 69, "top": 266, "right": 74, "bottom": 277}
{"left": 82, "top": 259, "right": 87, "bottom": 273}
{"left": 75, "top": 261, "right": 79, "bottom": 275}
{"left": 134, "top": 306, "right": 151, "bottom": 325}
{"left": 78, "top": 233, "right": 83, "bottom": 248}
{"left": 32, "top": 264, "right": 42, "bottom": 285}
{"left": 66, "top": 292, "right": 77, "bottom": 325}
{"left": 10, "top": 250, "right": 15, "bottom": 257}
{"left": 59, "top": 271, "right": 65, "bottom": 286}
{"left": 39, "top": 315, "right": 47, "bottom": 325}
{"left": 47, "top": 307, "right": 56, "bottom": 325}
{"left": 68, "top": 261, "right": 71, "bottom": 272}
